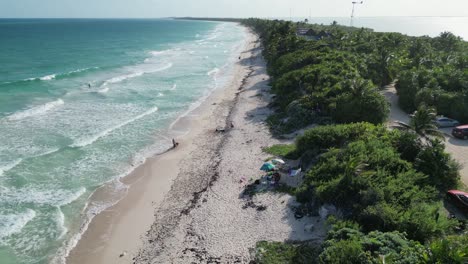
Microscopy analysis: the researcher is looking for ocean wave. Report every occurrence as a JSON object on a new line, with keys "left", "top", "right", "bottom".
{"left": 8, "top": 67, "right": 99, "bottom": 84}
{"left": 71, "top": 106, "right": 159, "bottom": 148}
{"left": 52, "top": 197, "right": 120, "bottom": 264}
{"left": 23, "top": 74, "right": 56, "bottom": 82}
{"left": 39, "top": 74, "right": 56, "bottom": 81}
{"left": 29, "top": 148, "right": 61, "bottom": 160}
{"left": 101, "top": 63, "right": 173, "bottom": 88}
{"left": 52, "top": 179, "right": 129, "bottom": 264}
{"left": 66, "top": 67, "right": 98, "bottom": 75}
{"left": 97, "top": 87, "right": 110, "bottom": 93}
{"left": 56, "top": 207, "right": 67, "bottom": 239}
{"left": 0, "top": 187, "right": 86, "bottom": 207}
{"left": 149, "top": 50, "right": 168, "bottom": 56}
{"left": 0, "top": 159, "right": 22, "bottom": 177}
{"left": 7, "top": 99, "right": 64, "bottom": 121}
{"left": 196, "top": 34, "right": 218, "bottom": 44}
{"left": 0, "top": 209, "right": 36, "bottom": 243}
{"left": 170, "top": 84, "right": 177, "bottom": 90}
{"left": 207, "top": 68, "right": 220, "bottom": 76}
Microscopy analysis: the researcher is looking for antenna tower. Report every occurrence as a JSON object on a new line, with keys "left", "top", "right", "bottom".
{"left": 350, "top": 1, "right": 363, "bottom": 27}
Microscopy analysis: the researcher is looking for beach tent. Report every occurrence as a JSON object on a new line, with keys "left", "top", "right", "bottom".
{"left": 260, "top": 162, "right": 275, "bottom": 171}
{"left": 289, "top": 168, "right": 302, "bottom": 177}
{"left": 271, "top": 159, "right": 285, "bottom": 165}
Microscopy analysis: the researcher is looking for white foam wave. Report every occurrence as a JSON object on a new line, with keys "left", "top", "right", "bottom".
{"left": 0, "top": 159, "right": 22, "bottom": 176}
{"left": 170, "top": 84, "right": 177, "bottom": 90}
{"left": 52, "top": 180, "right": 129, "bottom": 264}
{"left": 98, "top": 87, "right": 110, "bottom": 93}
{"left": 22, "top": 68, "right": 97, "bottom": 83}
{"left": 67, "top": 67, "right": 97, "bottom": 75}
{"left": 149, "top": 50, "right": 168, "bottom": 56}
{"left": 0, "top": 187, "right": 86, "bottom": 207}
{"left": 0, "top": 209, "right": 36, "bottom": 243}
{"left": 71, "top": 106, "right": 159, "bottom": 148}
{"left": 39, "top": 74, "right": 56, "bottom": 81}
{"left": 102, "top": 63, "right": 173, "bottom": 87}
{"left": 197, "top": 34, "right": 218, "bottom": 43}
{"left": 56, "top": 207, "right": 67, "bottom": 239}
{"left": 207, "top": 68, "right": 220, "bottom": 76}
{"left": 7, "top": 99, "right": 64, "bottom": 121}
{"left": 103, "top": 72, "right": 144, "bottom": 86}
{"left": 157, "top": 92, "right": 164, "bottom": 97}
{"left": 32, "top": 148, "right": 61, "bottom": 158}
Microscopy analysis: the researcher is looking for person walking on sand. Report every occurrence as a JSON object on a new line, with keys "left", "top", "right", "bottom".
{"left": 172, "top": 138, "right": 179, "bottom": 148}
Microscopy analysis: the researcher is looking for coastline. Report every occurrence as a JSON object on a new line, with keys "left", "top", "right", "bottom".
{"left": 133, "top": 26, "right": 326, "bottom": 263}
{"left": 66, "top": 27, "right": 258, "bottom": 264}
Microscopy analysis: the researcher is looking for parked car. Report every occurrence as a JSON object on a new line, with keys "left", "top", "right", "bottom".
{"left": 452, "top": 125, "right": 468, "bottom": 139}
{"left": 435, "top": 117, "right": 460, "bottom": 127}
{"left": 447, "top": 190, "right": 468, "bottom": 212}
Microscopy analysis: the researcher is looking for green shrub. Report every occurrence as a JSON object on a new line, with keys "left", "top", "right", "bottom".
{"left": 263, "top": 144, "right": 299, "bottom": 159}
{"left": 428, "top": 235, "right": 468, "bottom": 264}
{"left": 254, "top": 241, "right": 321, "bottom": 264}
{"left": 295, "top": 124, "right": 457, "bottom": 242}
{"left": 320, "top": 224, "right": 427, "bottom": 264}
{"left": 295, "top": 123, "right": 387, "bottom": 154}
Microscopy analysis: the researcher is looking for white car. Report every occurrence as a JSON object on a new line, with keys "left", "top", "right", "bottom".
{"left": 435, "top": 117, "right": 460, "bottom": 128}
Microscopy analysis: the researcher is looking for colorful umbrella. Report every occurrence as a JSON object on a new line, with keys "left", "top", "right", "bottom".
{"left": 260, "top": 162, "right": 275, "bottom": 171}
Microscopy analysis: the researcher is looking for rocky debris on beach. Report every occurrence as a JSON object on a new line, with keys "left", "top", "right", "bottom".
{"left": 133, "top": 33, "right": 326, "bottom": 264}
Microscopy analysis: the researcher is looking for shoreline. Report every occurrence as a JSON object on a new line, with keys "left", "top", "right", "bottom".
{"left": 65, "top": 27, "right": 257, "bottom": 264}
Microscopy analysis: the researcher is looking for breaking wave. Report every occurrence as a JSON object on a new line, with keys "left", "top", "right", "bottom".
{"left": 207, "top": 68, "right": 220, "bottom": 76}
{"left": 0, "top": 187, "right": 86, "bottom": 207}
{"left": 70, "top": 106, "right": 159, "bottom": 148}
{"left": 7, "top": 99, "right": 64, "bottom": 121}
{"left": 0, "top": 209, "right": 37, "bottom": 244}
{"left": 100, "top": 63, "right": 173, "bottom": 90}
{"left": 0, "top": 159, "right": 22, "bottom": 177}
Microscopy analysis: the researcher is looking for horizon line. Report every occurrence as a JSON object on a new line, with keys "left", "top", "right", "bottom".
{"left": 0, "top": 15, "right": 467, "bottom": 19}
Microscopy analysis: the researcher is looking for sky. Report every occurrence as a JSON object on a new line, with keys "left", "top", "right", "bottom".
{"left": 0, "top": 0, "right": 467, "bottom": 18}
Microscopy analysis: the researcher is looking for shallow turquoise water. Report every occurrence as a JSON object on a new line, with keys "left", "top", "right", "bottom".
{"left": 0, "top": 19, "right": 245, "bottom": 264}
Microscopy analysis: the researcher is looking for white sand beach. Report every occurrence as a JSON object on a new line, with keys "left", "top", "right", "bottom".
{"left": 67, "top": 28, "right": 326, "bottom": 264}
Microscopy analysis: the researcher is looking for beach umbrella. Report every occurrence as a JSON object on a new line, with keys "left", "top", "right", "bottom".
{"left": 260, "top": 162, "right": 275, "bottom": 171}
{"left": 271, "top": 159, "right": 285, "bottom": 165}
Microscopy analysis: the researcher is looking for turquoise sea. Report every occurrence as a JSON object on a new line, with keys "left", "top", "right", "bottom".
{"left": 0, "top": 19, "right": 246, "bottom": 264}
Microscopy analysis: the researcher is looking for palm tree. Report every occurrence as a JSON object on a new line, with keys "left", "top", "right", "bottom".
{"left": 393, "top": 104, "right": 444, "bottom": 140}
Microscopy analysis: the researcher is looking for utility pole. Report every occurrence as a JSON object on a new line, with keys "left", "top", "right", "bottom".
{"left": 350, "top": 1, "right": 363, "bottom": 27}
